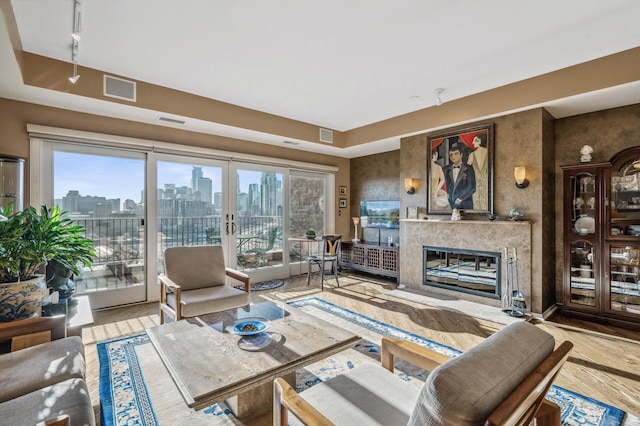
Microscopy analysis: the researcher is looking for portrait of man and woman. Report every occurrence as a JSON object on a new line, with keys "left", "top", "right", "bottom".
{"left": 428, "top": 124, "right": 493, "bottom": 214}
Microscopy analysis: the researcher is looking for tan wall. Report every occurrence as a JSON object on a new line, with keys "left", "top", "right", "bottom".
{"left": 0, "top": 98, "right": 352, "bottom": 236}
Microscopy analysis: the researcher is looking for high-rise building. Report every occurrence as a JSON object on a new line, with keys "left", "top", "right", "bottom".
{"left": 261, "top": 172, "right": 280, "bottom": 216}
{"left": 191, "top": 167, "right": 203, "bottom": 191}
{"left": 196, "top": 177, "right": 212, "bottom": 204}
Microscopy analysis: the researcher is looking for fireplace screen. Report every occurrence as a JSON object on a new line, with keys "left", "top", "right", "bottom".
{"left": 423, "top": 246, "right": 501, "bottom": 299}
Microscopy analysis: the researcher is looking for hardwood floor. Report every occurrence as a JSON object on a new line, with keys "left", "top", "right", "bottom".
{"left": 83, "top": 272, "right": 640, "bottom": 424}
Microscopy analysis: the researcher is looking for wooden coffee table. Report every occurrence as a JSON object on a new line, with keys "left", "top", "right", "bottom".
{"left": 146, "top": 300, "right": 360, "bottom": 419}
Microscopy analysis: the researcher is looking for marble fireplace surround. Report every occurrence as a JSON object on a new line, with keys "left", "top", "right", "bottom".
{"left": 400, "top": 219, "right": 532, "bottom": 310}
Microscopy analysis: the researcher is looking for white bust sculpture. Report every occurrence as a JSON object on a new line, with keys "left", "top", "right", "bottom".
{"left": 580, "top": 145, "right": 593, "bottom": 163}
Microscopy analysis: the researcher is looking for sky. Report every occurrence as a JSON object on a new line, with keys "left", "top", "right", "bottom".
{"left": 54, "top": 151, "right": 272, "bottom": 203}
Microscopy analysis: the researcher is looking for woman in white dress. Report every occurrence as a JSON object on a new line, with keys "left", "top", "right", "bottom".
{"left": 467, "top": 133, "right": 488, "bottom": 210}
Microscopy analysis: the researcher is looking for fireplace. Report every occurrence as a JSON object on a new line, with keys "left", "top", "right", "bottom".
{"left": 423, "top": 246, "right": 502, "bottom": 299}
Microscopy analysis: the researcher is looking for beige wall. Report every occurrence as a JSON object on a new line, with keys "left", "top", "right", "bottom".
{"left": 0, "top": 97, "right": 352, "bottom": 236}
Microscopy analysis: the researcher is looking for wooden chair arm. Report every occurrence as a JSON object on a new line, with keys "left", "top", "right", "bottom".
{"left": 485, "top": 340, "right": 573, "bottom": 426}
{"left": 158, "top": 274, "right": 181, "bottom": 291}
{"left": 36, "top": 414, "right": 70, "bottom": 426}
{"left": 225, "top": 267, "right": 251, "bottom": 293}
{"left": 0, "top": 315, "right": 66, "bottom": 344}
{"left": 274, "top": 378, "right": 334, "bottom": 426}
{"left": 381, "top": 336, "right": 453, "bottom": 373}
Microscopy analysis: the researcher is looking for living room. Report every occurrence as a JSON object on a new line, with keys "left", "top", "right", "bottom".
{"left": 1, "top": 1, "right": 640, "bottom": 425}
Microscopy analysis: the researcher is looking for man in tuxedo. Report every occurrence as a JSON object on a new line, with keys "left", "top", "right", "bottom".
{"left": 443, "top": 139, "right": 476, "bottom": 210}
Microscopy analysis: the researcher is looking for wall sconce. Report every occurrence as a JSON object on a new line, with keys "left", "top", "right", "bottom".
{"left": 514, "top": 167, "right": 529, "bottom": 188}
{"left": 404, "top": 178, "right": 418, "bottom": 195}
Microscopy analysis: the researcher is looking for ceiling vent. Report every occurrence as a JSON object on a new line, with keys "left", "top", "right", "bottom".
{"left": 157, "top": 116, "right": 186, "bottom": 125}
{"left": 319, "top": 128, "right": 333, "bottom": 144}
{"left": 103, "top": 75, "right": 136, "bottom": 102}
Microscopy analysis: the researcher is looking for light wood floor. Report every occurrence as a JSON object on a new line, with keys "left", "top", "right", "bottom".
{"left": 83, "top": 272, "right": 640, "bottom": 425}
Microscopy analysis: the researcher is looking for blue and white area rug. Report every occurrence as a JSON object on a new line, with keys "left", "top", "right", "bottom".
{"left": 98, "top": 297, "right": 626, "bottom": 426}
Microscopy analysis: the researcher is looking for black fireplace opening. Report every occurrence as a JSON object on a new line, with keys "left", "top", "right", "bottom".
{"left": 423, "top": 246, "right": 501, "bottom": 299}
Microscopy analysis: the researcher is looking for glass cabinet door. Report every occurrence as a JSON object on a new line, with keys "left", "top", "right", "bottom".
{"left": 607, "top": 245, "right": 640, "bottom": 314}
{"left": 609, "top": 160, "right": 640, "bottom": 237}
{"left": 569, "top": 241, "right": 596, "bottom": 307}
{"left": 570, "top": 172, "right": 597, "bottom": 237}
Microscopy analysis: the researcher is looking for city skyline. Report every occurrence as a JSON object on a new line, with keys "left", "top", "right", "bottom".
{"left": 54, "top": 152, "right": 278, "bottom": 205}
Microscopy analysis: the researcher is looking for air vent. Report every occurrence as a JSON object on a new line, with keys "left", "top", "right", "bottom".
{"left": 104, "top": 75, "right": 136, "bottom": 102}
{"left": 319, "top": 128, "right": 333, "bottom": 144}
{"left": 157, "top": 116, "right": 186, "bottom": 125}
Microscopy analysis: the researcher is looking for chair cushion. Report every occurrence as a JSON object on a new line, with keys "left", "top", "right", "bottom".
{"left": 0, "top": 378, "right": 95, "bottom": 426}
{"left": 292, "top": 362, "right": 419, "bottom": 426}
{"left": 164, "top": 245, "right": 227, "bottom": 291}
{"left": 408, "top": 321, "right": 555, "bottom": 426}
{"left": 167, "top": 286, "right": 250, "bottom": 318}
{"left": 0, "top": 336, "right": 86, "bottom": 403}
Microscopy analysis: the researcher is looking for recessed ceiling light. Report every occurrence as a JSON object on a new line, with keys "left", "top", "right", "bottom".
{"left": 283, "top": 140, "right": 300, "bottom": 145}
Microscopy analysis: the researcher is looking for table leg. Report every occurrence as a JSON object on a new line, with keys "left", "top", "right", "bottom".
{"left": 225, "top": 371, "right": 296, "bottom": 420}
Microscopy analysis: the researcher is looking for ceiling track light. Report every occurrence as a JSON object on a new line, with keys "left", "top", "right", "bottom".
{"left": 69, "top": 62, "right": 80, "bottom": 84}
{"left": 434, "top": 88, "right": 444, "bottom": 106}
{"left": 69, "top": 0, "right": 82, "bottom": 84}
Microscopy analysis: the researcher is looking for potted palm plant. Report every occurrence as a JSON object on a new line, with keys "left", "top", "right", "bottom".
{"left": 0, "top": 203, "right": 95, "bottom": 322}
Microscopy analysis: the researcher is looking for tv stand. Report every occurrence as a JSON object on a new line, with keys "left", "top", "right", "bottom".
{"left": 340, "top": 241, "right": 399, "bottom": 283}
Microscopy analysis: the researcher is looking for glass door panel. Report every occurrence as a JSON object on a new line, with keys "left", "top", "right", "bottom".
{"left": 289, "top": 173, "right": 327, "bottom": 274}
{"left": 156, "top": 159, "right": 225, "bottom": 274}
{"left": 234, "top": 167, "right": 285, "bottom": 280}
{"left": 569, "top": 241, "right": 595, "bottom": 307}
{"left": 51, "top": 146, "right": 146, "bottom": 309}
{"left": 608, "top": 245, "right": 640, "bottom": 313}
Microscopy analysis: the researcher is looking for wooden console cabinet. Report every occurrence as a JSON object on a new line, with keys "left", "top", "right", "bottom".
{"left": 340, "top": 241, "right": 399, "bottom": 283}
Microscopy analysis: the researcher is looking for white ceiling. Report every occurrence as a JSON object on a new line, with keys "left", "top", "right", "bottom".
{"left": 2, "top": 0, "right": 640, "bottom": 157}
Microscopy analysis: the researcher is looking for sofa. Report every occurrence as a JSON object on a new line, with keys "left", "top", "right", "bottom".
{"left": 0, "top": 316, "right": 95, "bottom": 426}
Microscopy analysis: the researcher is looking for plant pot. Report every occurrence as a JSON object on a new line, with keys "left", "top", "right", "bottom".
{"left": 0, "top": 276, "right": 48, "bottom": 322}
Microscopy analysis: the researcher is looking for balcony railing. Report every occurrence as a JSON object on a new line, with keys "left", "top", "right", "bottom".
{"left": 72, "top": 216, "right": 286, "bottom": 293}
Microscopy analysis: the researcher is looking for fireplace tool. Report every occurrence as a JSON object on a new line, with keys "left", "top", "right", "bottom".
{"left": 502, "top": 247, "right": 526, "bottom": 317}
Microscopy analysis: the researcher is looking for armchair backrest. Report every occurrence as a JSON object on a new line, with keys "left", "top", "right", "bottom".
{"left": 164, "top": 245, "right": 227, "bottom": 291}
{"left": 408, "top": 321, "right": 560, "bottom": 426}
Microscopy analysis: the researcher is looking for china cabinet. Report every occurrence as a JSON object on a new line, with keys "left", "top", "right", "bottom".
{"left": 562, "top": 146, "right": 640, "bottom": 328}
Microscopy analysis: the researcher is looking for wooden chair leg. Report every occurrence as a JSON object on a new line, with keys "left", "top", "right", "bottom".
{"left": 534, "top": 400, "right": 561, "bottom": 426}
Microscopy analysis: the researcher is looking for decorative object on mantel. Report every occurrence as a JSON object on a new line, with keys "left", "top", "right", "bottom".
{"left": 580, "top": 144, "right": 593, "bottom": 163}
{"left": 508, "top": 207, "right": 523, "bottom": 221}
{"left": 351, "top": 217, "right": 360, "bottom": 242}
{"left": 451, "top": 208, "right": 462, "bottom": 221}
{"left": 406, "top": 206, "right": 418, "bottom": 219}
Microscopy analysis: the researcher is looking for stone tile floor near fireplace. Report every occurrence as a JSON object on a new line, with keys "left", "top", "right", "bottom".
{"left": 83, "top": 272, "right": 640, "bottom": 425}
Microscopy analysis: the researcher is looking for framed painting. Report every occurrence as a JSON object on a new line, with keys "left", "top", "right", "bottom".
{"left": 427, "top": 123, "right": 494, "bottom": 215}
{"left": 407, "top": 206, "right": 418, "bottom": 219}
{"left": 339, "top": 186, "right": 347, "bottom": 195}
{"left": 339, "top": 199, "right": 347, "bottom": 208}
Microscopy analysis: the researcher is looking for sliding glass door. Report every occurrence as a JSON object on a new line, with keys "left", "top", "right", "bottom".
{"left": 47, "top": 143, "right": 147, "bottom": 309}
{"left": 32, "top": 130, "right": 334, "bottom": 309}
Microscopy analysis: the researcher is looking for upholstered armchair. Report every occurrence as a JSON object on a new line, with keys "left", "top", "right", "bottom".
{"left": 159, "top": 245, "right": 250, "bottom": 324}
{"left": 274, "top": 321, "right": 572, "bottom": 426}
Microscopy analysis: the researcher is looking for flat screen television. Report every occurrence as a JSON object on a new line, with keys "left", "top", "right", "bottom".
{"left": 360, "top": 200, "right": 400, "bottom": 228}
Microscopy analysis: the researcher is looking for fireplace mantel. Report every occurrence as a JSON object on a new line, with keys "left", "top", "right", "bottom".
{"left": 400, "top": 219, "right": 532, "bottom": 309}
